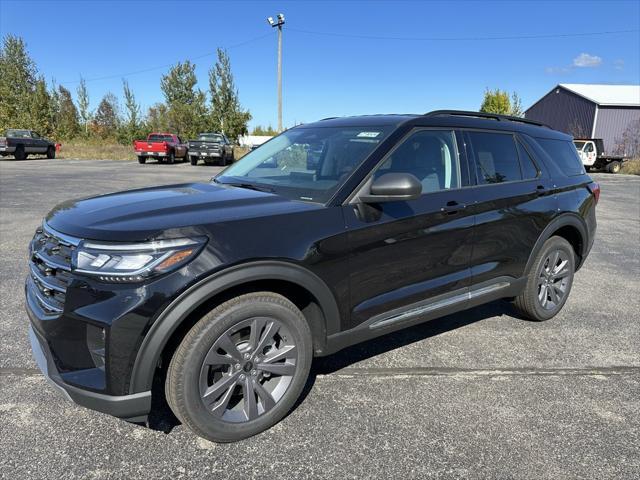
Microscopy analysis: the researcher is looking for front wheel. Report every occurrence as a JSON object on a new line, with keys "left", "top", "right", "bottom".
{"left": 166, "top": 292, "right": 312, "bottom": 443}
{"left": 46, "top": 146, "right": 56, "bottom": 159}
{"left": 513, "top": 236, "right": 575, "bottom": 321}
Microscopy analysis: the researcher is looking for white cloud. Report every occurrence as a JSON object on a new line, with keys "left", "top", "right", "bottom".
{"left": 614, "top": 59, "right": 624, "bottom": 71}
{"left": 573, "top": 53, "right": 602, "bottom": 68}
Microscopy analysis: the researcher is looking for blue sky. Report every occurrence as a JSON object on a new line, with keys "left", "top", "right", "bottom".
{"left": 1, "top": 0, "right": 638, "bottom": 129}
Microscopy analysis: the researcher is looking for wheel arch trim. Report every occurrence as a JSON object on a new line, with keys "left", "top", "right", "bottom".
{"left": 128, "top": 260, "right": 340, "bottom": 393}
{"left": 525, "top": 213, "right": 588, "bottom": 274}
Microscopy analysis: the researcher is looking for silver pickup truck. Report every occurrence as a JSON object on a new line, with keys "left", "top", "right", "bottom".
{"left": 0, "top": 129, "right": 57, "bottom": 160}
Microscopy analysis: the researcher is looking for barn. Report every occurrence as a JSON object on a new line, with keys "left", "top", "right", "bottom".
{"left": 525, "top": 84, "right": 640, "bottom": 155}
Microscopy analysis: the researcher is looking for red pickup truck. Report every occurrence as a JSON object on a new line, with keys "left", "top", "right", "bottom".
{"left": 133, "top": 133, "right": 188, "bottom": 164}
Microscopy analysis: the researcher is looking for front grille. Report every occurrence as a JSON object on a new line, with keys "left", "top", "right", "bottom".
{"left": 27, "top": 224, "right": 79, "bottom": 316}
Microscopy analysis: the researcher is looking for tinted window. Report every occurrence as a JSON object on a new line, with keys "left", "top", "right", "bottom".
{"left": 374, "top": 130, "right": 460, "bottom": 193}
{"left": 516, "top": 141, "right": 539, "bottom": 179}
{"left": 468, "top": 131, "right": 521, "bottom": 184}
{"left": 536, "top": 138, "right": 585, "bottom": 176}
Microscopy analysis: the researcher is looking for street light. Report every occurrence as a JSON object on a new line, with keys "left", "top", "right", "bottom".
{"left": 267, "top": 13, "right": 285, "bottom": 132}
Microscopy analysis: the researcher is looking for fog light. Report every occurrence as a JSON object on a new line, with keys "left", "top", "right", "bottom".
{"left": 86, "top": 324, "right": 106, "bottom": 370}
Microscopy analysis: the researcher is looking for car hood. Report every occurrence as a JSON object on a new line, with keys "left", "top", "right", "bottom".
{"left": 46, "top": 182, "right": 321, "bottom": 241}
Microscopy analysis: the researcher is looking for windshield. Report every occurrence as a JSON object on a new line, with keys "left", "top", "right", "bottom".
{"left": 198, "top": 134, "right": 223, "bottom": 142}
{"left": 573, "top": 141, "right": 586, "bottom": 151}
{"left": 216, "top": 125, "right": 392, "bottom": 203}
{"left": 6, "top": 129, "right": 31, "bottom": 138}
{"left": 148, "top": 134, "right": 173, "bottom": 142}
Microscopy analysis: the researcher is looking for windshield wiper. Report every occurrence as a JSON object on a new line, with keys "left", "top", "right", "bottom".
{"left": 222, "top": 182, "right": 275, "bottom": 193}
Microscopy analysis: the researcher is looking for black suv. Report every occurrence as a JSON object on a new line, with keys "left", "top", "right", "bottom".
{"left": 26, "top": 111, "right": 598, "bottom": 442}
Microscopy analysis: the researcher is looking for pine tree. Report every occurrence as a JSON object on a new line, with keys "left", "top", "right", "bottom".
{"left": 160, "top": 61, "right": 206, "bottom": 138}
{"left": 76, "top": 77, "right": 91, "bottom": 135}
{"left": 55, "top": 85, "right": 80, "bottom": 139}
{"left": 208, "top": 49, "right": 251, "bottom": 141}
{"left": 93, "top": 92, "right": 119, "bottom": 139}
{"left": 0, "top": 35, "right": 38, "bottom": 131}
{"left": 510, "top": 92, "right": 524, "bottom": 117}
{"left": 480, "top": 88, "right": 511, "bottom": 115}
{"left": 29, "top": 77, "right": 54, "bottom": 136}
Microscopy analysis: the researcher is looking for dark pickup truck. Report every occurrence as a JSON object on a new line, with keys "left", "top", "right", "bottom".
{"left": 0, "top": 129, "right": 56, "bottom": 159}
{"left": 188, "top": 132, "right": 234, "bottom": 166}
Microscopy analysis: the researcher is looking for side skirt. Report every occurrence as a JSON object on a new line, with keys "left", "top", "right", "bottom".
{"left": 321, "top": 276, "right": 525, "bottom": 357}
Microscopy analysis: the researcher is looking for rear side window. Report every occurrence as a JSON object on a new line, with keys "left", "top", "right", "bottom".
{"left": 467, "top": 131, "right": 521, "bottom": 184}
{"left": 516, "top": 141, "right": 539, "bottom": 179}
{"left": 536, "top": 138, "right": 585, "bottom": 176}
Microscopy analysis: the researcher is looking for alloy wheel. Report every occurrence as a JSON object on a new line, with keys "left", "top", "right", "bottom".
{"left": 537, "top": 249, "right": 571, "bottom": 310}
{"left": 198, "top": 317, "right": 297, "bottom": 423}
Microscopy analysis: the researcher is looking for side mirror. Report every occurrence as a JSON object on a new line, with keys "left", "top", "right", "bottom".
{"left": 359, "top": 172, "right": 422, "bottom": 203}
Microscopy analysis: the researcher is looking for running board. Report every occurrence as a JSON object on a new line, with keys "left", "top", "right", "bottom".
{"left": 369, "top": 281, "right": 511, "bottom": 330}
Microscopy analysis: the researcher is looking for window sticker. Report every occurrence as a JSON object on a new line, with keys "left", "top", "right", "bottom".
{"left": 357, "top": 131, "right": 381, "bottom": 138}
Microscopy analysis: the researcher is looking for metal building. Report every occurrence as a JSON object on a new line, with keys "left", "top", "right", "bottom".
{"left": 525, "top": 84, "right": 640, "bottom": 155}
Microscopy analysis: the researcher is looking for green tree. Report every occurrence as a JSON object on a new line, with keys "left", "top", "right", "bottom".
{"left": 92, "top": 92, "right": 119, "bottom": 139}
{"left": 160, "top": 61, "right": 206, "bottom": 138}
{"left": 208, "top": 48, "right": 251, "bottom": 141}
{"left": 145, "top": 102, "right": 170, "bottom": 133}
{"left": 117, "top": 79, "right": 143, "bottom": 143}
{"left": 251, "top": 124, "right": 278, "bottom": 136}
{"left": 29, "top": 77, "right": 55, "bottom": 137}
{"left": 76, "top": 77, "right": 91, "bottom": 135}
{"left": 510, "top": 92, "right": 524, "bottom": 117}
{"left": 480, "top": 88, "right": 511, "bottom": 115}
{"left": 0, "top": 34, "right": 38, "bottom": 131}
{"left": 55, "top": 85, "right": 80, "bottom": 139}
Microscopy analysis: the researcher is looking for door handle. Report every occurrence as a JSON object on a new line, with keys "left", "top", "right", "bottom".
{"left": 440, "top": 201, "right": 466, "bottom": 214}
{"left": 535, "top": 185, "right": 547, "bottom": 196}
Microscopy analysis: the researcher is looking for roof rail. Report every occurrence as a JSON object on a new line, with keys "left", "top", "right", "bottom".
{"left": 424, "top": 110, "right": 550, "bottom": 129}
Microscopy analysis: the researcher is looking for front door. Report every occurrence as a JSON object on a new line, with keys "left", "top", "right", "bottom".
{"left": 343, "top": 128, "right": 476, "bottom": 330}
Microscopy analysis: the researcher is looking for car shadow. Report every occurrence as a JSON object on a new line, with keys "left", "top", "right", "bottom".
{"left": 145, "top": 299, "right": 520, "bottom": 434}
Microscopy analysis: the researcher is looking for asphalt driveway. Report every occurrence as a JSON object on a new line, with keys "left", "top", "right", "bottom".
{"left": 1, "top": 159, "right": 638, "bottom": 479}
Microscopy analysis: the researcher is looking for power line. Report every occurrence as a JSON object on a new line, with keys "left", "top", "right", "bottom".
{"left": 59, "top": 31, "right": 275, "bottom": 85}
{"left": 287, "top": 27, "right": 639, "bottom": 42}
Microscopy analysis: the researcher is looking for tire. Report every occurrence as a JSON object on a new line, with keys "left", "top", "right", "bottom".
{"left": 166, "top": 292, "right": 313, "bottom": 443}
{"left": 229, "top": 150, "right": 234, "bottom": 163}
{"left": 513, "top": 236, "right": 575, "bottom": 321}
{"left": 584, "top": 166, "right": 591, "bottom": 172}
{"left": 607, "top": 161, "right": 621, "bottom": 174}
{"left": 190, "top": 156, "right": 198, "bottom": 166}
{"left": 46, "top": 146, "right": 55, "bottom": 159}
{"left": 14, "top": 145, "right": 26, "bottom": 160}
{"left": 138, "top": 156, "right": 146, "bottom": 164}
{"left": 167, "top": 151, "right": 175, "bottom": 164}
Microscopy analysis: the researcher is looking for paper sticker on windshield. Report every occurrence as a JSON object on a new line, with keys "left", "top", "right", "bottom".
{"left": 357, "top": 131, "right": 380, "bottom": 138}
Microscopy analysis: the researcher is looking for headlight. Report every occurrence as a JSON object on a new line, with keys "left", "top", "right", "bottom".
{"left": 72, "top": 237, "right": 206, "bottom": 282}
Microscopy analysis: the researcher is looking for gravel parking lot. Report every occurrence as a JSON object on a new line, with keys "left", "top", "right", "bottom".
{"left": 1, "top": 159, "right": 639, "bottom": 479}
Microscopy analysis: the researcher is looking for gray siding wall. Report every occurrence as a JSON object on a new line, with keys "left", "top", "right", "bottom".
{"left": 594, "top": 106, "right": 640, "bottom": 155}
{"left": 525, "top": 87, "right": 596, "bottom": 137}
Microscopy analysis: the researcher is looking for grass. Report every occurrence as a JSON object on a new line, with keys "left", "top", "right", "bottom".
{"left": 58, "top": 140, "right": 136, "bottom": 160}
{"left": 54, "top": 141, "right": 251, "bottom": 162}
{"left": 621, "top": 157, "right": 640, "bottom": 175}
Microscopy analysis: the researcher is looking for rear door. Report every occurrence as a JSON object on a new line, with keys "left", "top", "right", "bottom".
{"left": 343, "top": 128, "right": 476, "bottom": 330}
{"left": 463, "top": 129, "right": 556, "bottom": 287}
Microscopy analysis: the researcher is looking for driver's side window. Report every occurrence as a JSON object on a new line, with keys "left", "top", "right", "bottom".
{"left": 375, "top": 129, "right": 460, "bottom": 194}
{"left": 585, "top": 143, "right": 594, "bottom": 153}
{"left": 31, "top": 132, "right": 40, "bottom": 139}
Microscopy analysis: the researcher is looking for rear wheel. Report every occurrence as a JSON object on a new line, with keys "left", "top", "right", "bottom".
{"left": 167, "top": 151, "right": 175, "bottom": 164}
{"left": 190, "top": 156, "right": 198, "bottom": 166}
{"left": 513, "top": 236, "right": 575, "bottom": 321}
{"left": 607, "top": 161, "right": 621, "bottom": 174}
{"left": 138, "top": 156, "right": 146, "bottom": 164}
{"left": 166, "top": 292, "right": 312, "bottom": 443}
{"left": 46, "top": 146, "right": 56, "bottom": 159}
{"left": 14, "top": 145, "right": 26, "bottom": 160}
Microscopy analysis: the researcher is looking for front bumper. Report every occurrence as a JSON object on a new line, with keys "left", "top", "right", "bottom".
{"left": 190, "top": 151, "right": 221, "bottom": 157}
{"left": 28, "top": 325, "right": 151, "bottom": 421}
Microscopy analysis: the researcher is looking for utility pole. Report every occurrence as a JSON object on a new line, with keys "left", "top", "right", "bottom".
{"left": 267, "top": 13, "right": 285, "bottom": 132}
